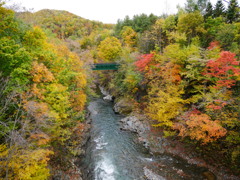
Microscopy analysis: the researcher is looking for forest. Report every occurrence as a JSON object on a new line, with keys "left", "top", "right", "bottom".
{"left": 0, "top": 0, "right": 239, "bottom": 179}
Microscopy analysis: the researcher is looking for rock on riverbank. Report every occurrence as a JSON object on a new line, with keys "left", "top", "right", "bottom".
{"left": 113, "top": 98, "right": 134, "bottom": 115}
{"left": 100, "top": 86, "right": 114, "bottom": 102}
{"left": 119, "top": 115, "right": 150, "bottom": 148}
{"left": 143, "top": 167, "right": 166, "bottom": 180}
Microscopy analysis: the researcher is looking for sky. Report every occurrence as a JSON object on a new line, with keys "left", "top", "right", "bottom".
{"left": 5, "top": 0, "right": 222, "bottom": 24}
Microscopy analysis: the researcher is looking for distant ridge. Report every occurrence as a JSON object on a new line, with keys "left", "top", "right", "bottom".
{"left": 17, "top": 9, "right": 114, "bottom": 39}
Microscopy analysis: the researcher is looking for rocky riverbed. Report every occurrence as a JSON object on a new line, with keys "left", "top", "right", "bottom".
{"left": 115, "top": 104, "right": 240, "bottom": 180}
{"left": 79, "top": 86, "right": 240, "bottom": 180}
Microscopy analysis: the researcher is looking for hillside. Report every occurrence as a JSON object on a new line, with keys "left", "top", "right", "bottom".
{"left": 17, "top": 9, "right": 114, "bottom": 39}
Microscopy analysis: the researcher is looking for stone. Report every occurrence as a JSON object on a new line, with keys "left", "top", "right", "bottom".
{"left": 103, "top": 95, "right": 113, "bottom": 102}
{"left": 113, "top": 99, "right": 133, "bottom": 115}
{"left": 202, "top": 171, "right": 216, "bottom": 180}
{"left": 143, "top": 167, "right": 166, "bottom": 180}
{"left": 120, "top": 116, "right": 136, "bottom": 132}
{"left": 119, "top": 116, "right": 150, "bottom": 136}
{"left": 99, "top": 86, "right": 109, "bottom": 96}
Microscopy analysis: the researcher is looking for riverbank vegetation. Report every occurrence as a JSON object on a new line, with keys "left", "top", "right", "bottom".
{"left": 103, "top": 0, "right": 240, "bottom": 174}
{"left": 0, "top": 3, "right": 87, "bottom": 179}
{"left": 0, "top": 0, "right": 239, "bottom": 178}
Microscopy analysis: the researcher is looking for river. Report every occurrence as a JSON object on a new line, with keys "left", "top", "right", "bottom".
{"left": 82, "top": 98, "right": 209, "bottom": 180}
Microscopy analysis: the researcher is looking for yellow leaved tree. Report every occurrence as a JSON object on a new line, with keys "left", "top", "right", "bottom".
{"left": 97, "top": 36, "right": 122, "bottom": 62}
{"left": 0, "top": 144, "right": 53, "bottom": 180}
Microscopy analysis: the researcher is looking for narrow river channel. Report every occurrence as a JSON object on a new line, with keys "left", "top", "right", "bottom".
{"left": 82, "top": 98, "right": 209, "bottom": 180}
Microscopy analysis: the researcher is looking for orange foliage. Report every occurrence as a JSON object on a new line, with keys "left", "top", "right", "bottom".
{"left": 30, "top": 132, "right": 51, "bottom": 145}
{"left": 206, "top": 99, "right": 228, "bottom": 110}
{"left": 175, "top": 110, "right": 227, "bottom": 144}
{"left": 31, "top": 61, "right": 55, "bottom": 83}
{"left": 70, "top": 91, "right": 87, "bottom": 111}
{"left": 161, "top": 62, "right": 181, "bottom": 83}
{"left": 73, "top": 123, "right": 85, "bottom": 136}
{"left": 31, "top": 83, "right": 45, "bottom": 99}
{"left": 207, "top": 41, "right": 221, "bottom": 50}
{"left": 24, "top": 101, "right": 50, "bottom": 123}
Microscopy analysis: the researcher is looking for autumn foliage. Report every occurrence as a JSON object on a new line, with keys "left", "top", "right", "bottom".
{"left": 0, "top": 5, "right": 87, "bottom": 179}
{"left": 132, "top": 37, "right": 239, "bottom": 170}
{"left": 204, "top": 51, "right": 240, "bottom": 89}
{"left": 135, "top": 53, "right": 154, "bottom": 72}
{"left": 174, "top": 110, "right": 227, "bottom": 144}
{"left": 1, "top": 0, "right": 240, "bottom": 176}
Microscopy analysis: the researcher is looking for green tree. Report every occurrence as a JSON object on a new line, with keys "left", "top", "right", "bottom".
{"left": 202, "top": 17, "right": 224, "bottom": 47}
{"left": 197, "top": 0, "right": 209, "bottom": 14}
{"left": 226, "top": 0, "right": 240, "bottom": 23}
{"left": 115, "top": 16, "right": 132, "bottom": 36}
{"left": 204, "top": 2, "right": 214, "bottom": 19}
{"left": 185, "top": 0, "right": 208, "bottom": 14}
{"left": 216, "top": 23, "right": 237, "bottom": 50}
{"left": 0, "top": 38, "right": 32, "bottom": 89}
{"left": 177, "top": 11, "right": 205, "bottom": 44}
{"left": 185, "top": 0, "right": 198, "bottom": 12}
{"left": 213, "top": 0, "right": 225, "bottom": 18}
{"left": 0, "top": 4, "right": 19, "bottom": 40}
{"left": 115, "top": 14, "right": 158, "bottom": 35}
{"left": 133, "top": 13, "right": 158, "bottom": 33}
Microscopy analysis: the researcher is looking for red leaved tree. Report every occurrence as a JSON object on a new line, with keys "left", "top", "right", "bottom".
{"left": 204, "top": 51, "right": 240, "bottom": 89}
{"left": 135, "top": 53, "right": 154, "bottom": 72}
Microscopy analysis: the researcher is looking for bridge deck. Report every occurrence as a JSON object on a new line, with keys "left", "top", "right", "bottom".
{"left": 91, "top": 63, "right": 120, "bottom": 70}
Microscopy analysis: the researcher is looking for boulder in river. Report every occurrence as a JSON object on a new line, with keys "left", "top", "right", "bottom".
{"left": 113, "top": 98, "right": 134, "bottom": 115}
{"left": 103, "top": 95, "right": 113, "bottom": 102}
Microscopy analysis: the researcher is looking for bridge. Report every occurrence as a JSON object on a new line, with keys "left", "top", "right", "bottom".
{"left": 91, "top": 63, "right": 120, "bottom": 70}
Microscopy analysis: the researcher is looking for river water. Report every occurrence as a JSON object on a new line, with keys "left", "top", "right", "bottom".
{"left": 82, "top": 98, "right": 208, "bottom": 180}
